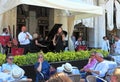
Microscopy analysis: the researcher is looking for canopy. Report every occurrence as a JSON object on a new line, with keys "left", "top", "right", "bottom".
{"left": 0, "top": 0, "right": 103, "bottom": 18}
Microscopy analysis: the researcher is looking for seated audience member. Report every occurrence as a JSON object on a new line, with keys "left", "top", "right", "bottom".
{"left": 85, "top": 52, "right": 109, "bottom": 82}
{"left": 113, "top": 35, "right": 120, "bottom": 55}
{"left": 49, "top": 65, "right": 57, "bottom": 76}
{"left": 57, "top": 63, "right": 80, "bottom": 75}
{"left": 1, "top": 53, "right": 32, "bottom": 81}
{"left": 34, "top": 52, "right": 50, "bottom": 82}
{"left": 63, "top": 63, "right": 73, "bottom": 75}
{"left": 81, "top": 52, "right": 97, "bottom": 71}
{"left": 30, "top": 33, "right": 47, "bottom": 53}
{"left": 10, "top": 67, "right": 32, "bottom": 82}
{"left": 1, "top": 54, "right": 19, "bottom": 73}
{"left": 80, "top": 52, "right": 97, "bottom": 78}
{"left": 46, "top": 72, "right": 73, "bottom": 82}
{"left": 111, "top": 67, "right": 120, "bottom": 82}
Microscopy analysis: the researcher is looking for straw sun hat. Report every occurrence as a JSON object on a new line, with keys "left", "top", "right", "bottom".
{"left": 63, "top": 63, "right": 73, "bottom": 73}
{"left": 11, "top": 67, "right": 25, "bottom": 80}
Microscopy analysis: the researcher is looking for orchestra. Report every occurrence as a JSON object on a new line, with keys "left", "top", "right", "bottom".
{"left": 0, "top": 24, "right": 86, "bottom": 56}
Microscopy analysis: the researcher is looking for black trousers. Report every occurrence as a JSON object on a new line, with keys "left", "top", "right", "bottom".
{"left": 20, "top": 44, "right": 30, "bottom": 54}
{"left": 2, "top": 46, "right": 11, "bottom": 55}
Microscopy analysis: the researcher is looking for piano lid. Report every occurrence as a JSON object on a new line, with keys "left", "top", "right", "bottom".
{"left": 47, "top": 24, "right": 62, "bottom": 41}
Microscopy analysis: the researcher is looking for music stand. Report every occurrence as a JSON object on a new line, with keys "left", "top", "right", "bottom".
{"left": 0, "top": 36, "right": 10, "bottom": 46}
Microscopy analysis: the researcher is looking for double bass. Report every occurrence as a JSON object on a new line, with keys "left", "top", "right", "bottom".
{"left": 7, "top": 25, "right": 18, "bottom": 48}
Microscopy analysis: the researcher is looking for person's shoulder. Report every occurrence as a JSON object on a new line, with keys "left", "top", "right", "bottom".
{"left": 44, "top": 61, "right": 50, "bottom": 65}
{"left": 2, "top": 63, "right": 7, "bottom": 66}
{"left": 44, "top": 60, "right": 49, "bottom": 63}
{"left": 34, "top": 62, "right": 39, "bottom": 65}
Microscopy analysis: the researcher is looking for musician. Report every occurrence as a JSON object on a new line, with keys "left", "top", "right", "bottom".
{"left": 18, "top": 26, "right": 32, "bottom": 54}
{"left": 2, "top": 28, "right": 10, "bottom": 36}
{"left": 1, "top": 28, "right": 10, "bottom": 55}
{"left": 75, "top": 36, "right": 87, "bottom": 51}
{"left": 30, "top": 33, "right": 47, "bottom": 53}
{"left": 52, "top": 24, "right": 65, "bottom": 52}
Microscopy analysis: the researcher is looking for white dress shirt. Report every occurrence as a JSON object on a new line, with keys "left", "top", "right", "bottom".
{"left": 114, "top": 39, "right": 120, "bottom": 54}
{"left": 91, "top": 60, "right": 109, "bottom": 77}
{"left": 101, "top": 40, "right": 110, "bottom": 51}
{"left": 18, "top": 32, "right": 32, "bottom": 45}
{"left": 1, "top": 33, "right": 10, "bottom": 36}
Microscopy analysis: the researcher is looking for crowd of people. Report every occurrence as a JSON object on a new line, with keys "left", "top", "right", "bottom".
{"left": 1, "top": 24, "right": 120, "bottom": 56}
{"left": 0, "top": 24, "right": 120, "bottom": 82}
{"left": 0, "top": 24, "right": 69, "bottom": 55}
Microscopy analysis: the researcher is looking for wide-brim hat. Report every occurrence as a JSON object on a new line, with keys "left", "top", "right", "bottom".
{"left": 63, "top": 63, "right": 72, "bottom": 73}
{"left": 11, "top": 67, "right": 25, "bottom": 79}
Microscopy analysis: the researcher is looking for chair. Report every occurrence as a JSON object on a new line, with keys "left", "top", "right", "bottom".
{"left": 86, "top": 75, "right": 96, "bottom": 82}
{"left": 68, "top": 74, "right": 80, "bottom": 82}
{"left": 86, "top": 75, "right": 107, "bottom": 82}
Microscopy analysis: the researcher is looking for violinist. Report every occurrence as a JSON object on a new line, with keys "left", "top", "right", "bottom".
{"left": 18, "top": 26, "right": 32, "bottom": 54}
{"left": 52, "top": 24, "right": 65, "bottom": 52}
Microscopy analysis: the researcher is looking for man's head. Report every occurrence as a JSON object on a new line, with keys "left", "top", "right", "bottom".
{"left": 103, "top": 36, "right": 107, "bottom": 40}
{"left": 3, "top": 28, "right": 8, "bottom": 34}
{"left": 114, "top": 35, "right": 119, "bottom": 41}
{"left": 6, "top": 53, "right": 14, "bottom": 64}
{"left": 21, "top": 26, "right": 27, "bottom": 32}
{"left": 91, "top": 51, "right": 104, "bottom": 62}
{"left": 78, "top": 36, "right": 82, "bottom": 41}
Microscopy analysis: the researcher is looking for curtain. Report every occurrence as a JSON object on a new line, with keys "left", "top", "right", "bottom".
{"left": 105, "top": 0, "right": 114, "bottom": 31}
{"left": 82, "top": 0, "right": 94, "bottom": 28}
{"left": 115, "top": 0, "right": 120, "bottom": 29}
{"left": 0, "top": 14, "right": 3, "bottom": 33}
{"left": 67, "top": 16, "right": 75, "bottom": 51}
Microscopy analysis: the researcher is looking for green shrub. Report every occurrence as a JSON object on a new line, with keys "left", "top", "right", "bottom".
{"left": 0, "top": 49, "right": 109, "bottom": 66}
{"left": 0, "top": 54, "right": 6, "bottom": 65}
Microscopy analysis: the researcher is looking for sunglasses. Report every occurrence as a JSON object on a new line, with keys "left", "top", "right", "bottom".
{"left": 38, "top": 56, "right": 43, "bottom": 58}
{"left": 8, "top": 58, "right": 14, "bottom": 60}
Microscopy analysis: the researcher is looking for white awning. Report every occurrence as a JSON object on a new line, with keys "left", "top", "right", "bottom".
{"left": 0, "top": 0, "right": 103, "bottom": 18}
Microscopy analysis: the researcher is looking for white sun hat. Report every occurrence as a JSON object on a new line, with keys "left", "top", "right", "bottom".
{"left": 63, "top": 63, "right": 73, "bottom": 73}
{"left": 11, "top": 67, "right": 25, "bottom": 80}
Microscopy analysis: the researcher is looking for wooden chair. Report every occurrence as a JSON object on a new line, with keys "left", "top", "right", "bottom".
{"left": 68, "top": 74, "right": 80, "bottom": 82}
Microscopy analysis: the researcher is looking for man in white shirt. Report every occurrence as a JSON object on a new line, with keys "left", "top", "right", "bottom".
{"left": 114, "top": 35, "right": 120, "bottom": 55}
{"left": 18, "top": 26, "right": 32, "bottom": 54}
{"left": 85, "top": 52, "right": 109, "bottom": 82}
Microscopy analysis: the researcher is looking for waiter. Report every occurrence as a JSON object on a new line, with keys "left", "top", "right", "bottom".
{"left": 18, "top": 26, "right": 32, "bottom": 54}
